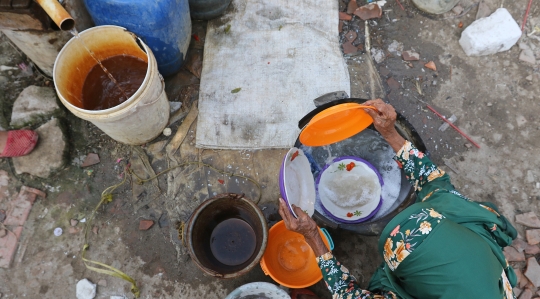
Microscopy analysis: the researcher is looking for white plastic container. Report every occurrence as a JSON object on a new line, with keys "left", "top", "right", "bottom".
{"left": 53, "top": 25, "right": 169, "bottom": 145}
{"left": 224, "top": 282, "right": 290, "bottom": 299}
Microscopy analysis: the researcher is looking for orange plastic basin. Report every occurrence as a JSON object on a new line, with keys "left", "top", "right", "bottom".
{"left": 299, "top": 103, "right": 376, "bottom": 147}
{"left": 260, "top": 220, "right": 330, "bottom": 288}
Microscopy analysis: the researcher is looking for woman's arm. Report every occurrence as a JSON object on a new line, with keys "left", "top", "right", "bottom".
{"left": 278, "top": 199, "right": 397, "bottom": 299}
{"left": 364, "top": 100, "right": 450, "bottom": 197}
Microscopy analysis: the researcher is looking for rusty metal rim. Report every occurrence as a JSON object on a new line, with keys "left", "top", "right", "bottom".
{"left": 185, "top": 193, "right": 269, "bottom": 279}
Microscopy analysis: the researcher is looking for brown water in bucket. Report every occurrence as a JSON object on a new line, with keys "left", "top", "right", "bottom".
{"left": 210, "top": 218, "right": 256, "bottom": 266}
{"left": 81, "top": 55, "right": 147, "bottom": 110}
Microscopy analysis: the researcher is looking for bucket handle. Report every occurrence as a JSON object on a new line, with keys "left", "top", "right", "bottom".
{"left": 137, "top": 73, "right": 166, "bottom": 108}
{"left": 320, "top": 228, "right": 334, "bottom": 251}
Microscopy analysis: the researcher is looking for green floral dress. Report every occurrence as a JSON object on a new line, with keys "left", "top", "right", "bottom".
{"left": 317, "top": 141, "right": 515, "bottom": 299}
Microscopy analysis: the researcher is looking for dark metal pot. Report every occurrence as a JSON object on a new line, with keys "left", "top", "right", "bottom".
{"left": 296, "top": 98, "right": 427, "bottom": 235}
{"left": 186, "top": 193, "right": 268, "bottom": 278}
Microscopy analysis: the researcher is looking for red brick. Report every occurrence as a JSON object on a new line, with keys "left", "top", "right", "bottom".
{"left": 339, "top": 12, "right": 352, "bottom": 21}
{"left": 354, "top": 3, "right": 382, "bottom": 20}
{"left": 139, "top": 220, "right": 154, "bottom": 230}
{"left": 81, "top": 153, "right": 100, "bottom": 167}
{"left": 347, "top": 0, "right": 358, "bottom": 14}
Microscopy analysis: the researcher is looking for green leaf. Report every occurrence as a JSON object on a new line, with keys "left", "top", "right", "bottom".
{"left": 354, "top": 210, "right": 362, "bottom": 216}
{"left": 279, "top": 25, "right": 283, "bottom": 31}
{"left": 337, "top": 163, "right": 346, "bottom": 171}
{"left": 225, "top": 24, "right": 231, "bottom": 33}
{"left": 231, "top": 88, "right": 242, "bottom": 93}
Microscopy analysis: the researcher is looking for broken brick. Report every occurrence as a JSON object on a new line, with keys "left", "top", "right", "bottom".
{"left": 339, "top": 12, "right": 352, "bottom": 21}
{"left": 424, "top": 61, "right": 437, "bottom": 71}
{"left": 516, "top": 212, "right": 540, "bottom": 229}
{"left": 345, "top": 30, "right": 357, "bottom": 42}
{"left": 347, "top": 0, "right": 358, "bottom": 14}
{"left": 81, "top": 153, "right": 100, "bottom": 168}
{"left": 525, "top": 244, "right": 540, "bottom": 255}
{"left": 525, "top": 257, "right": 540, "bottom": 288}
{"left": 339, "top": 20, "right": 344, "bottom": 33}
{"left": 354, "top": 3, "right": 382, "bottom": 21}
{"left": 526, "top": 229, "right": 540, "bottom": 245}
{"left": 342, "top": 41, "right": 358, "bottom": 54}
{"left": 402, "top": 50, "right": 420, "bottom": 61}
{"left": 504, "top": 246, "right": 525, "bottom": 262}
{"left": 139, "top": 219, "right": 154, "bottom": 230}
{"left": 70, "top": 219, "right": 79, "bottom": 227}
{"left": 520, "top": 289, "right": 533, "bottom": 299}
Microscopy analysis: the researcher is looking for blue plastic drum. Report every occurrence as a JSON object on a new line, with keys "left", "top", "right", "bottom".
{"left": 84, "top": 0, "right": 191, "bottom": 76}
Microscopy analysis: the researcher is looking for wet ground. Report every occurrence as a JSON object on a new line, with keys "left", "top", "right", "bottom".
{"left": 1, "top": 0, "right": 540, "bottom": 298}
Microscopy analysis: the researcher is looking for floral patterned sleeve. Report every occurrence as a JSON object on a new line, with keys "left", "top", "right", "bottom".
{"left": 317, "top": 253, "right": 397, "bottom": 299}
{"left": 394, "top": 141, "right": 454, "bottom": 200}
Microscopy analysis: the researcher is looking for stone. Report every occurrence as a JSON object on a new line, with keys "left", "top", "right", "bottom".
{"left": 70, "top": 219, "right": 79, "bottom": 227}
{"left": 0, "top": 209, "right": 5, "bottom": 222}
{"left": 0, "top": 229, "right": 6, "bottom": 238}
{"left": 10, "top": 86, "right": 60, "bottom": 128}
{"left": 476, "top": 0, "right": 492, "bottom": 20}
{"left": 342, "top": 41, "right": 358, "bottom": 54}
{"left": 371, "top": 48, "right": 386, "bottom": 63}
{"left": 526, "top": 229, "right": 540, "bottom": 245}
{"left": 387, "top": 77, "right": 401, "bottom": 90}
{"left": 517, "top": 212, "right": 540, "bottom": 228}
{"left": 520, "top": 49, "right": 537, "bottom": 65}
{"left": 345, "top": 30, "right": 357, "bottom": 42}
{"left": 76, "top": 279, "right": 96, "bottom": 299}
{"left": 81, "top": 153, "right": 100, "bottom": 168}
{"left": 97, "top": 279, "right": 107, "bottom": 287}
{"left": 504, "top": 246, "right": 526, "bottom": 262}
{"left": 525, "top": 257, "right": 540, "bottom": 288}
{"left": 339, "top": 12, "right": 352, "bottom": 21}
{"left": 459, "top": 8, "right": 522, "bottom": 56}
{"left": 387, "top": 40, "right": 403, "bottom": 56}
{"left": 402, "top": 50, "right": 420, "bottom": 61}
{"left": 92, "top": 226, "right": 99, "bottom": 235}
{"left": 424, "top": 61, "right": 437, "bottom": 71}
{"left": 354, "top": 3, "right": 382, "bottom": 20}
{"left": 139, "top": 219, "right": 154, "bottom": 230}
{"left": 452, "top": 4, "right": 463, "bottom": 15}
{"left": 13, "top": 118, "right": 67, "bottom": 178}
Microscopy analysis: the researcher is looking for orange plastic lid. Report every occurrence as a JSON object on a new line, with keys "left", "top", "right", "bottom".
{"left": 299, "top": 103, "right": 376, "bottom": 147}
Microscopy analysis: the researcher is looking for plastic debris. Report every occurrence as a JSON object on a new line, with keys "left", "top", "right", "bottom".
{"left": 163, "top": 128, "right": 172, "bottom": 136}
{"left": 76, "top": 279, "right": 97, "bottom": 299}
{"left": 54, "top": 227, "right": 63, "bottom": 236}
{"left": 438, "top": 115, "right": 457, "bottom": 131}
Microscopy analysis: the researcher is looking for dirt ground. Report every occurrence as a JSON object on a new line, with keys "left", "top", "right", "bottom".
{"left": 1, "top": 0, "right": 540, "bottom": 298}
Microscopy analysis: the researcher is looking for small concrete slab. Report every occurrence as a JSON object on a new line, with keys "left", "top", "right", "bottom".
{"left": 10, "top": 86, "right": 59, "bottom": 128}
{"left": 12, "top": 118, "right": 66, "bottom": 178}
{"left": 525, "top": 257, "right": 540, "bottom": 288}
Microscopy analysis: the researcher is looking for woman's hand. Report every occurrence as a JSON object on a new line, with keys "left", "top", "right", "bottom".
{"left": 364, "top": 99, "right": 406, "bottom": 153}
{"left": 363, "top": 99, "right": 398, "bottom": 137}
{"left": 278, "top": 198, "right": 318, "bottom": 239}
{"left": 278, "top": 198, "right": 330, "bottom": 256}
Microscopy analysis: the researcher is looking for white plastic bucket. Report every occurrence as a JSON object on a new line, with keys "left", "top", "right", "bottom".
{"left": 224, "top": 282, "right": 290, "bottom": 299}
{"left": 53, "top": 25, "right": 169, "bottom": 145}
